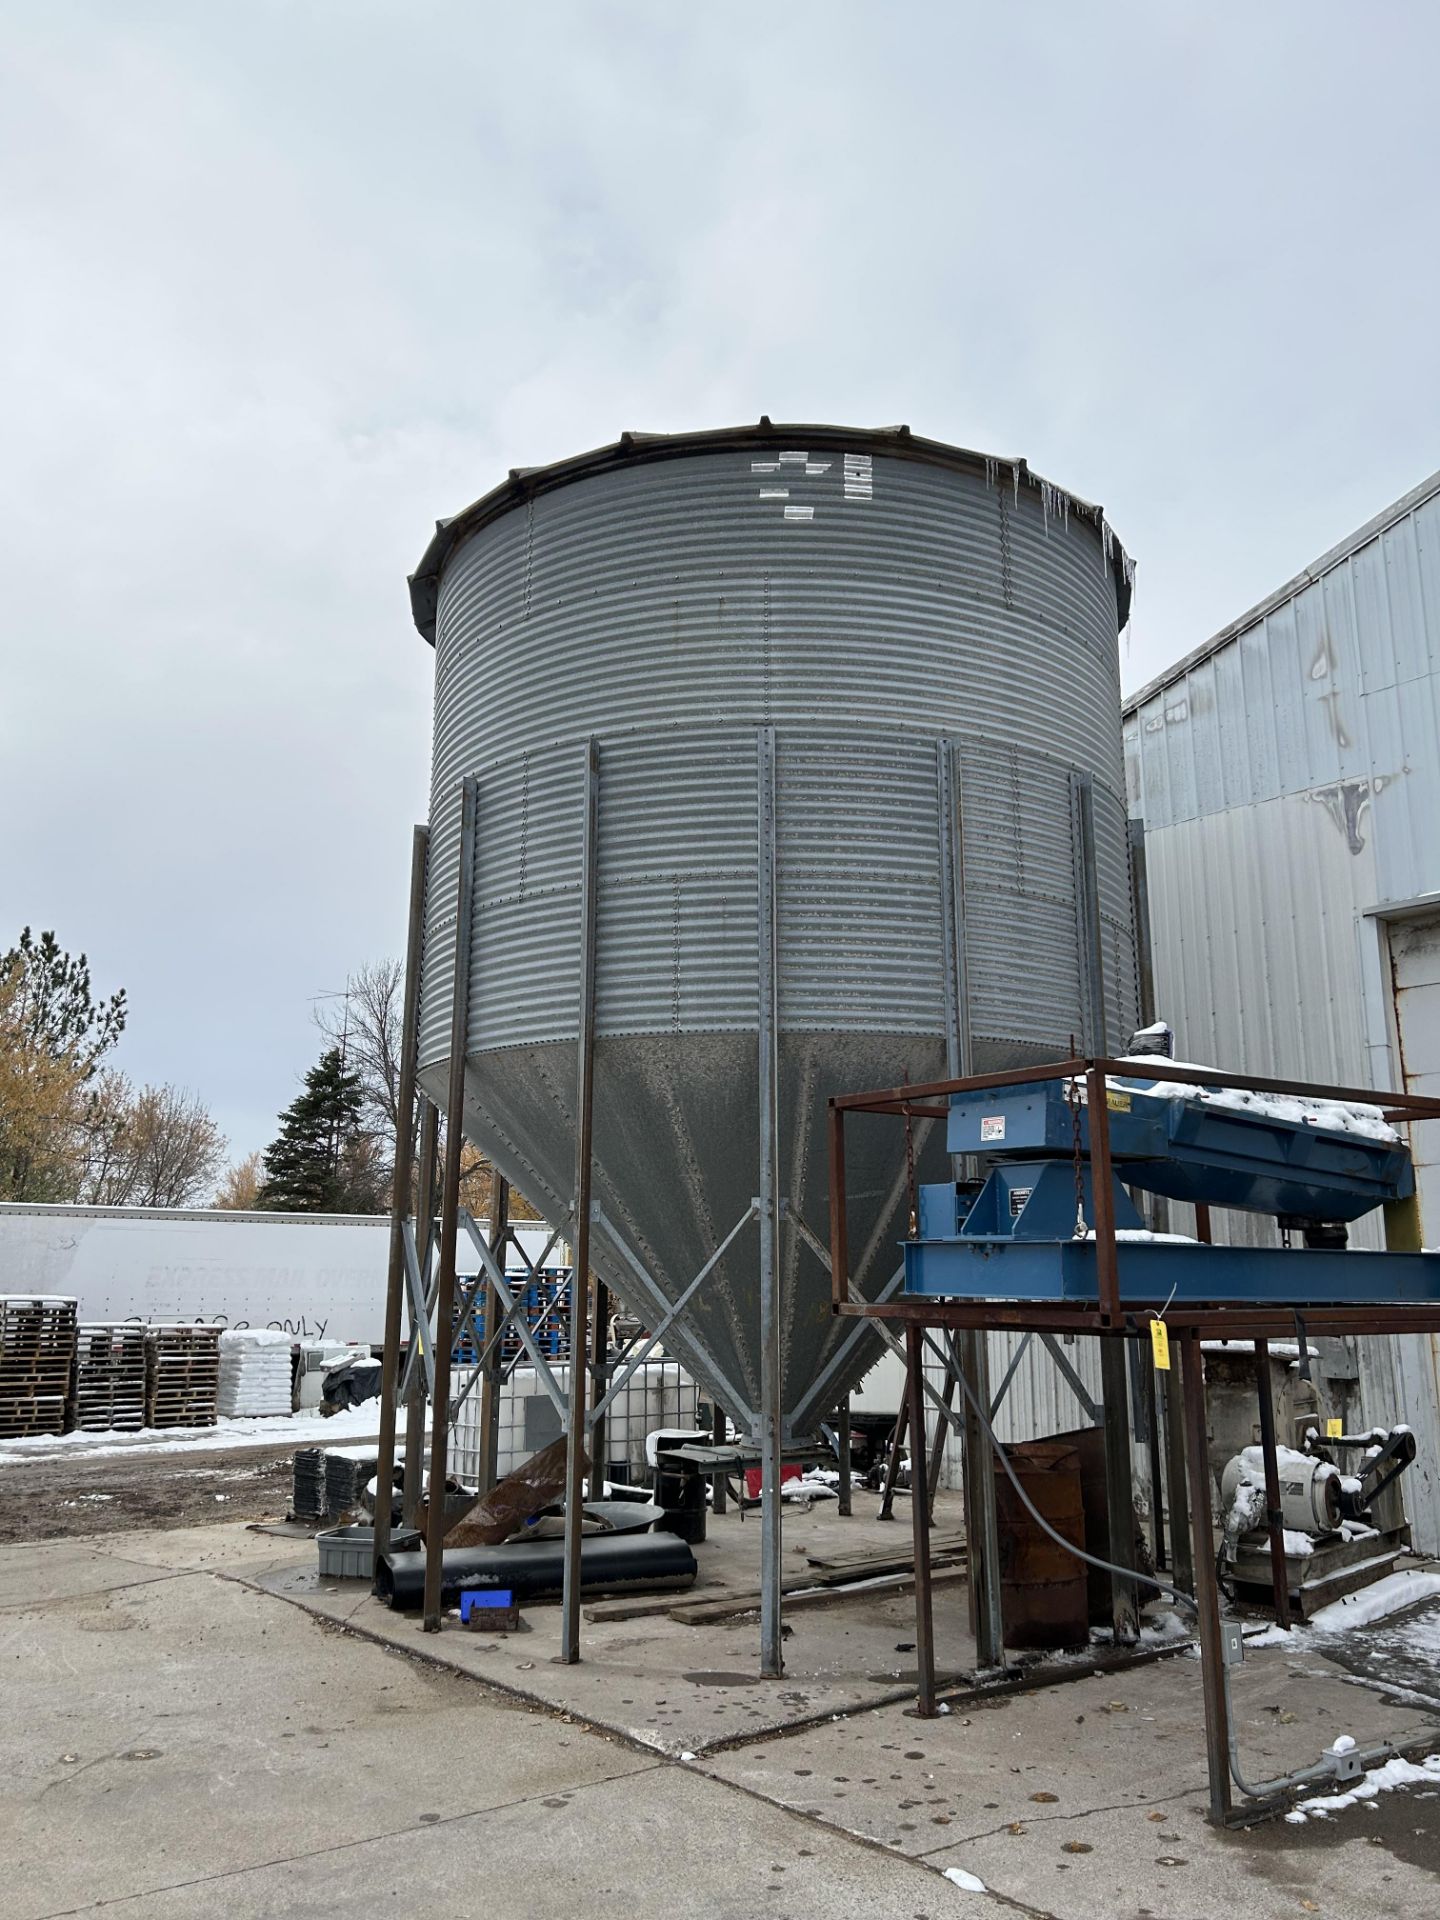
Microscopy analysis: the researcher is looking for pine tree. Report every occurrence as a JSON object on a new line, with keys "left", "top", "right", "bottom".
{"left": 0, "top": 928, "right": 126, "bottom": 1201}
{"left": 256, "top": 1048, "right": 386, "bottom": 1214}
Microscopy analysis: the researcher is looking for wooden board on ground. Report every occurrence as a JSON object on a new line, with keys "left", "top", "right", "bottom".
{"left": 582, "top": 1531, "right": 969, "bottom": 1626}
{"left": 805, "top": 1528, "right": 965, "bottom": 1572}
{"left": 585, "top": 1569, "right": 831, "bottom": 1624}
{"left": 669, "top": 1564, "right": 967, "bottom": 1625}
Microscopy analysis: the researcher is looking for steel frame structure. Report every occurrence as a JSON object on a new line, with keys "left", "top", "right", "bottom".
{"left": 372, "top": 734, "right": 804, "bottom": 1675}
{"left": 369, "top": 735, "right": 1155, "bottom": 1682}
{"left": 827, "top": 1054, "right": 1440, "bottom": 1823}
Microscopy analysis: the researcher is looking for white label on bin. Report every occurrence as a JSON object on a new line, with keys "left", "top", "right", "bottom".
{"left": 980, "top": 1115, "right": 1005, "bottom": 1142}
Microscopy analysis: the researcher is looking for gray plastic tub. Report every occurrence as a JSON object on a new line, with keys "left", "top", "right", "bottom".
{"left": 317, "top": 1524, "right": 420, "bottom": 1580}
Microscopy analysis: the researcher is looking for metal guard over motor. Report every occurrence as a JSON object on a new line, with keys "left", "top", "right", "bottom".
{"left": 904, "top": 1074, "right": 1440, "bottom": 1307}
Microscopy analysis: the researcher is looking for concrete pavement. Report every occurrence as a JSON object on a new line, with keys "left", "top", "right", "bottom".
{"left": 2, "top": 1522, "right": 1438, "bottom": 1918}
{"left": 0, "top": 1534, "right": 969, "bottom": 1920}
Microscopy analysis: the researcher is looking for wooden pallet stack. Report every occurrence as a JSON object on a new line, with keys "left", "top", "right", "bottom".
{"left": 144, "top": 1324, "right": 221, "bottom": 1428}
{"left": 73, "top": 1324, "right": 149, "bottom": 1432}
{"left": 0, "top": 1295, "right": 78, "bottom": 1438}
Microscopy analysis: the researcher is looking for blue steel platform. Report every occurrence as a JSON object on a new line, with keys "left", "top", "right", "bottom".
{"left": 903, "top": 1237, "right": 1440, "bottom": 1306}
{"left": 944, "top": 1078, "right": 1412, "bottom": 1223}
{"left": 900, "top": 1070, "right": 1440, "bottom": 1309}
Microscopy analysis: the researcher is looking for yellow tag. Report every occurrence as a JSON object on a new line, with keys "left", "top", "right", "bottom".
{"left": 1325, "top": 1417, "right": 1343, "bottom": 1439}
{"left": 1150, "top": 1319, "right": 1170, "bottom": 1370}
{"left": 1107, "top": 1089, "right": 1132, "bottom": 1113}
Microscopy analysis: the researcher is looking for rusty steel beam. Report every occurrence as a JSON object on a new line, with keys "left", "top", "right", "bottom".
{"left": 423, "top": 775, "right": 478, "bottom": 1632}
{"left": 905, "top": 1322, "right": 937, "bottom": 1717}
{"left": 373, "top": 823, "right": 428, "bottom": 1580}
{"left": 834, "top": 1300, "right": 1440, "bottom": 1337}
{"left": 1253, "top": 1338, "right": 1291, "bottom": 1631}
{"left": 831, "top": 1058, "right": 1440, "bottom": 1120}
{"left": 1179, "top": 1327, "right": 1233, "bottom": 1824}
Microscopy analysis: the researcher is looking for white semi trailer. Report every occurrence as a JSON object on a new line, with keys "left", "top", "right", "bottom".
{"left": 0, "top": 1204, "right": 558, "bottom": 1346}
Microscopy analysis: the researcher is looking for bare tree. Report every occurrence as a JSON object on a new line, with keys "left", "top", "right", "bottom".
{"left": 214, "top": 1149, "right": 265, "bottom": 1210}
{"left": 315, "top": 960, "right": 404, "bottom": 1147}
{"left": 319, "top": 958, "right": 540, "bottom": 1222}
{"left": 76, "top": 1070, "right": 134, "bottom": 1201}
{"left": 80, "top": 1080, "right": 227, "bottom": 1208}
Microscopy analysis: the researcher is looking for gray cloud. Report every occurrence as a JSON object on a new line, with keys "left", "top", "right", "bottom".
{"left": 3, "top": 2, "right": 1436, "bottom": 1158}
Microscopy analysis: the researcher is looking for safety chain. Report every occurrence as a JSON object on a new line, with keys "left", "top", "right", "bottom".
{"left": 1066, "top": 1051, "right": 1087, "bottom": 1240}
{"left": 902, "top": 1068, "right": 919, "bottom": 1237}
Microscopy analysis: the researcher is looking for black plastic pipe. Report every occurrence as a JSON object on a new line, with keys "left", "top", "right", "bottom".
{"left": 376, "top": 1528, "right": 698, "bottom": 1612}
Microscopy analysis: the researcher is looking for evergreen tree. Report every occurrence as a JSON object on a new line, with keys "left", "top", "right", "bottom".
{"left": 0, "top": 928, "right": 126, "bottom": 1201}
{"left": 257, "top": 1048, "right": 386, "bottom": 1214}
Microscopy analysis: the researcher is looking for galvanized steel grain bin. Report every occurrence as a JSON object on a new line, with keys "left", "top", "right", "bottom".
{"left": 409, "top": 423, "right": 1137, "bottom": 1439}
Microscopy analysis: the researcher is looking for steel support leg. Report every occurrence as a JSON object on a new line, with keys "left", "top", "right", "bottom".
{"left": 476, "top": 1176, "right": 509, "bottom": 1495}
{"left": 588, "top": 1279, "right": 609, "bottom": 1500}
{"left": 756, "top": 725, "right": 784, "bottom": 1678}
{"left": 373, "top": 824, "right": 428, "bottom": 1581}
{"left": 906, "top": 1323, "right": 937, "bottom": 1716}
{"left": 1160, "top": 1366, "right": 1192, "bottom": 1593}
{"left": 423, "top": 776, "right": 478, "bottom": 1631}
{"left": 958, "top": 1331, "right": 1005, "bottom": 1666}
{"left": 1137, "top": 1340, "right": 1166, "bottom": 1570}
{"left": 837, "top": 1397, "right": 852, "bottom": 1518}
{"left": 561, "top": 738, "right": 600, "bottom": 1664}
{"left": 1101, "top": 1333, "right": 1140, "bottom": 1643}
{"left": 712, "top": 1398, "right": 728, "bottom": 1515}
{"left": 1254, "top": 1338, "right": 1291, "bottom": 1629}
{"left": 926, "top": 1369, "right": 955, "bottom": 1521}
{"left": 1179, "top": 1328, "right": 1233, "bottom": 1824}
{"left": 403, "top": 1102, "right": 438, "bottom": 1530}
{"left": 878, "top": 1401, "right": 908, "bottom": 1522}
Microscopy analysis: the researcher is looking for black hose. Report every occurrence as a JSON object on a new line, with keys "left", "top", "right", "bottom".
{"left": 948, "top": 1357, "right": 1199, "bottom": 1622}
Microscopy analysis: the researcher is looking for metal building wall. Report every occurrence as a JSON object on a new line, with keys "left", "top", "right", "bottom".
{"left": 921, "top": 1333, "right": 1105, "bottom": 1492}
{"left": 1124, "top": 468, "right": 1440, "bottom": 1547}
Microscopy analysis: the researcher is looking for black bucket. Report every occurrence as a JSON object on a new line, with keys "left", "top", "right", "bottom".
{"left": 654, "top": 1465, "right": 707, "bottom": 1544}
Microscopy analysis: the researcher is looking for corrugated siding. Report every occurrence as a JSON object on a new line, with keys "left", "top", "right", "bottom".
{"left": 1126, "top": 484, "right": 1440, "bottom": 880}
{"left": 414, "top": 436, "right": 1136, "bottom": 1432}
{"left": 1125, "top": 473, "right": 1440, "bottom": 1547}
{"left": 924, "top": 1333, "right": 1106, "bottom": 1490}
{"left": 777, "top": 729, "right": 946, "bottom": 1034}
{"left": 422, "top": 445, "right": 1136, "bottom": 1067}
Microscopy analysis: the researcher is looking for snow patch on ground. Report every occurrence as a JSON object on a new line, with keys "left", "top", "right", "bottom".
{"left": 1243, "top": 1621, "right": 1297, "bottom": 1648}
{"left": 0, "top": 1406, "right": 391, "bottom": 1466}
{"left": 1241, "top": 1569, "right": 1440, "bottom": 1648}
{"left": 1309, "top": 1569, "right": 1440, "bottom": 1633}
{"left": 943, "top": 1866, "right": 989, "bottom": 1892}
{"left": 1285, "top": 1752, "right": 1440, "bottom": 1822}
{"left": 1140, "top": 1609, "right": 1193, "bottom": 1645}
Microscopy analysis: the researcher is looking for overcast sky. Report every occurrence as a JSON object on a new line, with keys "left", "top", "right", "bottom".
{"left": 3, "top": 2, "right": 1437, "bottom": 1172}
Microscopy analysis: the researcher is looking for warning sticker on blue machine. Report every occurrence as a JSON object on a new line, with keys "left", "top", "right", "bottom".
{"left": 979, "top": 1115, "right": 1005, "bottom": 1142}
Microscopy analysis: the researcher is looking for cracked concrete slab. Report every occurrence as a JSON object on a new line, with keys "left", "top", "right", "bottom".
{"left": 0, "top": 1563, "right": 656, "bottom": 1920}
{"left": 6, "top": 1512, "right": 1438, "bottom": 1919}
{"left": 699, "top": 1642, "right": 1440, "bottom": 1913}
{"left": 51, "top": 1765, "right": 970, "bottom": 1920}
{"left": 0, "top": 1539, "right": 188, "bottom": 1612}
{"left": 75, "top": 1515, "right": 317, "bottom": 1580}
{"left": 0, "top": 1533, "right": 984, "bottom": 1920}
{"left": 243, "top": 1490, "right": 977, "bottom": 1756}
{"left": 925, "top": 1797, "right": 1438, "bottom": 1920}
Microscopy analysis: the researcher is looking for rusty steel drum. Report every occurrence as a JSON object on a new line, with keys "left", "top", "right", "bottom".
{"left": 995, "top": 1439, "right": 1089, "bottom": 1650}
